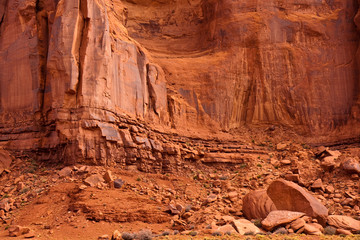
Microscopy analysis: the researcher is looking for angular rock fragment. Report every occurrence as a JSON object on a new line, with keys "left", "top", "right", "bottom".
{"left": 217, "top": 224, "right": 237, "bottom": 235}
{"left": 204, "top": 194, "right": 217, "bottom": 204}
{"left": 84, "top": 174, "right": 105, "bottom": 187}
{"left": 311, "top": 179, "right": 324, "bottom": 190}
{"left": 58, "top": 167, "right": 72, "bottom": 177}
{"left": 0, "top": 199, "right": 11, "bottom": 212}
{"left": 342, "top": 158, "right": 360, "bottom": 174}
{"left": 8, "top": 225, "right": 31, "bottom": 237}
{"left": 261, "top": 210, "right": 305, "bottom": 231}
{"left": 290, "top": 217, "right": 306, "bottom": 231}
{"left": 327, "top": 215, "right": 360, "bottom": 232}
{"left": 320, "top": 156, "right": 337, "bottom": 171}
{"left": 336, "top": 228, "right": 352, "bottom": 235}
{"left": 0, "top": 149, "right": 12, "bottom": 175}
{"left": 103, "top": 170, "right": 113, "bottom": 183}
{"left": 114, "top": 179, "right": 125, "bottom": 189}
{"left": 304, "top": 223, "right": 323, "bottom": 235}
{"left": 232, "top": 219, "right": 261, "bottom": 235}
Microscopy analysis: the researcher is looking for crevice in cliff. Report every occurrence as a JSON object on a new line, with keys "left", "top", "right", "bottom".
{"left": 167, "top": 95, "right": 176, "bottom": 129}
{"left": 76, "top": 0, "right": 90, "bottom": 106}
{"left": 146, "top": 64, "right": 158, "bottom": 116}
{"left": 0, "top": 13, "right": 4, "bottom": 34}
{"left": 0, "top": 0, "right": 8, "bottom": 37}
{"left": 35, "top": 0, "right": 50, "bottom": 120}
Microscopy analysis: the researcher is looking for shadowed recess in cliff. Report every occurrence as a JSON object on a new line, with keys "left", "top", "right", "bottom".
{"left": 123, "top": 0, "right": 360, "bottom": 134}
{"left": 0, "top": 0, "right": 7, "bottom": 33}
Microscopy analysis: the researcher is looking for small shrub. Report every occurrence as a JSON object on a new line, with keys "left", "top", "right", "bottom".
{"left": 273, "top": 227, "right": 288, "bottom": 235}
{"left": 136, "top": 229, "right": 152, "bottom": 240}
{"left": 253, "top": 219, "right": 262, "bottom": 228}
{"left": 212, "top": 231, "right": 222, "bottom": 236}
{"left": 240, "top": 163, "right": 247, "bottom": 169}
{"left": 324, "top": 226, "right": 336, "bottom": 235}
{"left": 121, "top": 232, "right": 135, "bottom": 240}
{"left": 244, "top": 231, "right": 255, "bottom": 235}
{"left": 188, "top": 231, "right": 197, "bottom": 236}
{"left": 1, "top": 194, "right": 9, "bottom": 199}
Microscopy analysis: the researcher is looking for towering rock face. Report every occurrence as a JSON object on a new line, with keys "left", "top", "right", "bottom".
{"left": 0, "top": 0, "right": 168, "bottom": 165}
{"left": 124, "top": 0, "right": 360, "bottom": 132}
{"left": 0, "top": 0, "right": 360, "bottom": 166}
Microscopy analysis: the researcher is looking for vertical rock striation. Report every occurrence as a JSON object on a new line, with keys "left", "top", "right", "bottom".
{"left": 124, "top": 0, "right": 360, "bottom": 133}
{"left": 0, "top": 0, "right": 360, "bottom": 166}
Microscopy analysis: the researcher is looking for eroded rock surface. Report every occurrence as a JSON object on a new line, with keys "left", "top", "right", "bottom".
{"left": 124, "top": 0, "right": 360, "bottom": 133}
{"left": 267, "top": 179, "right": 328, "bottom": 225}
{"left": 261, "top": 210, "right": 305, "bottom": 231}
{"left": 1, "top": 0, "right": 360, "bottom": 166}
{"left": 242, "top": 189, "right": 276, "bottom": 220}
{"left": 327, "top": 215, "right": 360, "bottom": 232}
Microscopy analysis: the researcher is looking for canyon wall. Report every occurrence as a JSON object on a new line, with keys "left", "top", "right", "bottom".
{"left": 0, "top": 0, "right": 360, "bottom": 167}
{"left": 124, "top": 0, "right": 360, "bottom": 132}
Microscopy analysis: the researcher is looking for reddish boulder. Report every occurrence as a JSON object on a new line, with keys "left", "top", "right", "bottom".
{"left": 242, "top": 190, "right": 276, "bottom": 220}
{"left": 342, "top": 159, "right": 360, "bottom": 174}
{"left": 290, "top": 218, "right": 306, "bottom": 231}
{"left": 84, "top": 174, "right": 105, "bottom": 187}
{"left": 232, "top": 219, "right": 261, "bottom": 235}
{"left": 304, "top": 223, "right": 323, "bottom": 235}
{"left": 261, "top": 210, "right": 305, "bottom": 231}
{"left": 267, "top": 179, "right": 328, "bottom": 225}
{"left": 320, "top": 156, "right": 337, "bottom": 171}
{"left": 216, "top": 224, "right": 237, "bottom": 235}
{"left": 8, "top": 225, "right": 31, "bottom": 237}
{"left": 327, "top": 215, "right": 360, "bottom": 232}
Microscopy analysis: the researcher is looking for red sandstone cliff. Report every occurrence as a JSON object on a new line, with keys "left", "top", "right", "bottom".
{"left": 1, "top": 0, "right": 360, "bottom": 166}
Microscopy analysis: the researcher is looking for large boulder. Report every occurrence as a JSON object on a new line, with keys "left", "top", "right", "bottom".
{"left": 242, "top": 190, "right": 276, "bottom": 220}
{"left": 327, "top": 215, "right": 360, "bottom": 232}
{"left": 267, "top": 179, "right": 328, "bottom": 225}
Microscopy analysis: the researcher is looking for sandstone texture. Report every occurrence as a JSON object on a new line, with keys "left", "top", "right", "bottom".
{"left": 261, "top": 210, "right": 305, "bottom": 231}
{"left": 1, "top": 0, "right": 360, "bottom": 166}
{"left": 327, "top": 215, "right": 360, "bottom": 232}
{"left": 232, "top": 219, "right": 261, "bottom": 235}
{"left": 267, "top": 179, "right": 328, "bottom": 224}
{"left": 242, "top": 189, "right": 276, "bottom": 220}
{"left": 123, "top": 0, "right": 360, "bottom": 134}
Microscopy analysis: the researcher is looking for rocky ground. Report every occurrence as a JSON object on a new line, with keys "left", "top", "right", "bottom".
{"left": 1, "top": 137, "right": 360, "bottom": 240}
